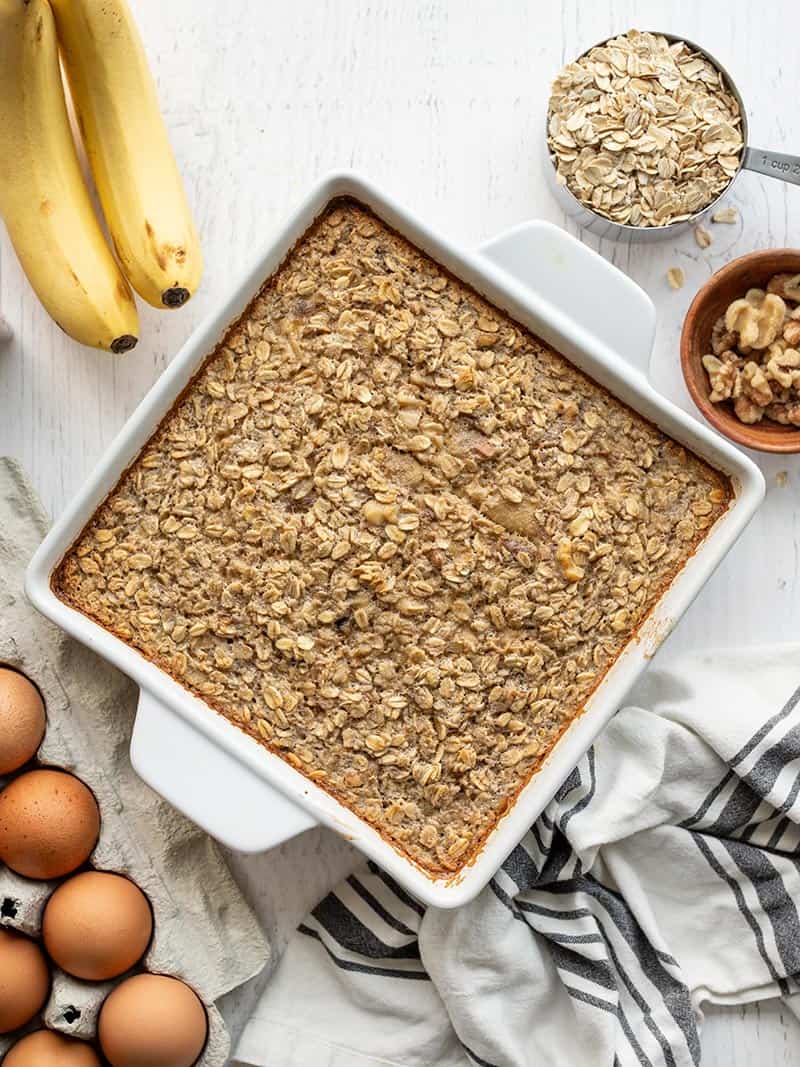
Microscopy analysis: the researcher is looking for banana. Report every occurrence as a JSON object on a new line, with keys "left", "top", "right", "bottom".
{"left": 0, "top": 0, "right": 138, "bottom": 353}
{"left": 52, "top": 0, "right": 203, "bottom": 310}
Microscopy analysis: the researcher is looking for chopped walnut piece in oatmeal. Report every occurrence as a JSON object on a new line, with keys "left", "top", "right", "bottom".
{"left": 54, "top": 200, "right": 731, "bottom": 876}
{"left": 702, "top": 272, "right": 800, "bottom": 427}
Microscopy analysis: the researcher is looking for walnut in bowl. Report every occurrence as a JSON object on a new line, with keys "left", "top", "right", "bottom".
{"left": 681, "top": 251, "right": 800, "bottom": 453}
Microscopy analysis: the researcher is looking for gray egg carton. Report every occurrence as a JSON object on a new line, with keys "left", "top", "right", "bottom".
{"left": 0, "top": 459, "right": 271, "bottom": 1062}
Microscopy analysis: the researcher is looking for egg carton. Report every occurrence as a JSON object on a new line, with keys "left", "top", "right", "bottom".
{"left": 0, "top": 459, "right": 271, "bottom": 1062}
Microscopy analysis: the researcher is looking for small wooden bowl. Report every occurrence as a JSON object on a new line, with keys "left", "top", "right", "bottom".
{"left": 681, "top": 249, "right": 800, "bottom": 453}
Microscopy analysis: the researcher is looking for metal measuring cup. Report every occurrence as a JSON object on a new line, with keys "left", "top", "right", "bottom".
{"left": 545, "top": 33, "right": 800, "bottom": 242}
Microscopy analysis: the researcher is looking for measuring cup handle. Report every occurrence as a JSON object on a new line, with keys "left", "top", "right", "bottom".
{"left": 742, "top": 147, "right": 800, "bottom": 187}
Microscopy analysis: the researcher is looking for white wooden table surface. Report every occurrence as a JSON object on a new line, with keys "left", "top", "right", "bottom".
{"left": 2, "top": 0, "right": 799, "bottom": 1062}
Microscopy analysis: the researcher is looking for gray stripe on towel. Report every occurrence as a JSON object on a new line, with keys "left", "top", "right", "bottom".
{"left": 489, "top": 879, "right": 651, "bottom": 1066}
{"left": 312, "top": 892, "right": 421, "bottom": 960}
{"left": 721, "top": 837, "right": 800, "bottom": 977}
{"left": 706, "top": 723, "right": 800, "bottom": 836}
{"left": 547, "top": 878, "right": 699, "bottom": 1066}
{"left": 691, "top": 833, "right": 783, "bottom": 984}
{"left": 298, "top": 924, "right": 429, "bottom": 981}
{"left": 730, "top": 684, "right": 800, "bottom": 768}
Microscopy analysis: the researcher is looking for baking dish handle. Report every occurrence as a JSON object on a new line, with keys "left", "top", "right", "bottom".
{"left": 477, "top": 220, "right": 656, "bottom": 379}
{"left": 130, "top": 689, "right": 317, "bottom": 852}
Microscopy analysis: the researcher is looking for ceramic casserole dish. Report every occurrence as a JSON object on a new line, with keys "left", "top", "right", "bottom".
{"left": 26, "top": 172, "right": 765, "bottom": 908}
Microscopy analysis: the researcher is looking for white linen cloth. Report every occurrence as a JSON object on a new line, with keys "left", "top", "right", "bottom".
{"left": 234, "top": 645, "right": 800, "bottom": 1067}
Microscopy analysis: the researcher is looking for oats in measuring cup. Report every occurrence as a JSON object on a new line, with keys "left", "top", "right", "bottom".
{"left": 547, "top": 30, "right": 743, "bottom": 227}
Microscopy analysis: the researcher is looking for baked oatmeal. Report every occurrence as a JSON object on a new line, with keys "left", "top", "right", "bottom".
{"left": 54, "top": 200, "right": 732, "bottom": 875}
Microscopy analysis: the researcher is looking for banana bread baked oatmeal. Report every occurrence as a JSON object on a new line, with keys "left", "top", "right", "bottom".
{"left": 54, "top": 200, "right": 732, "bottom": 876}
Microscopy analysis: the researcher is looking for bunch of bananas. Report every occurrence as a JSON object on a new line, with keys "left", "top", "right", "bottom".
{"left": 0, "top": 0, "right": 202, "bottom": 353}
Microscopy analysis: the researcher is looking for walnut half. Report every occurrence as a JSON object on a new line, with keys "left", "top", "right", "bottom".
{"left": 725, "top": 293, "right": 786, "bottom": 350}
{"left": 767, "top": 273, "right": 800, "bottom": 303}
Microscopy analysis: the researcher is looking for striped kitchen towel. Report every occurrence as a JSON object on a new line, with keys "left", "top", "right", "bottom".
{"left": 234, "top": 645, "right": 800, "bottom": 1067}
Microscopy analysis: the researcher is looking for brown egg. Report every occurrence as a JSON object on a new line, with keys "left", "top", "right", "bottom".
{"left": 99, "top": 974, "right": 207, "bottom": 1067}
{"left": 4, "top": 1029, "right": 102, "bottom": 1066}
{"left": 0, "top": 928, "right": 50, "bottom": 1033}
{"left": 0, "top": 770, "right": 100, "bottom": 880}
{"left": 43, "top": 872, "right": 153, "bottom": 981}
{"left": 0, "top": 669, "right": 46, "bottom": 775}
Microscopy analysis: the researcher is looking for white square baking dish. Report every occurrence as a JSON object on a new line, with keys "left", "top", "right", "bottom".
{"left": 26, "top": 172, "right": 764, "bottom": 908}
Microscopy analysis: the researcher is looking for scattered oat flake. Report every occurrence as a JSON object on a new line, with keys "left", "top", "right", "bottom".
{"left": 712, "top": 206, "right": 739, "bottom": 224}
{"left": 694, "top": 225, "right": 712, "bottom": 250}
{"left": 667, "top": 267, "right": 685, "bottom": 290}
{"left": 776, "top": 470, "right": 788, "bottom": 487}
